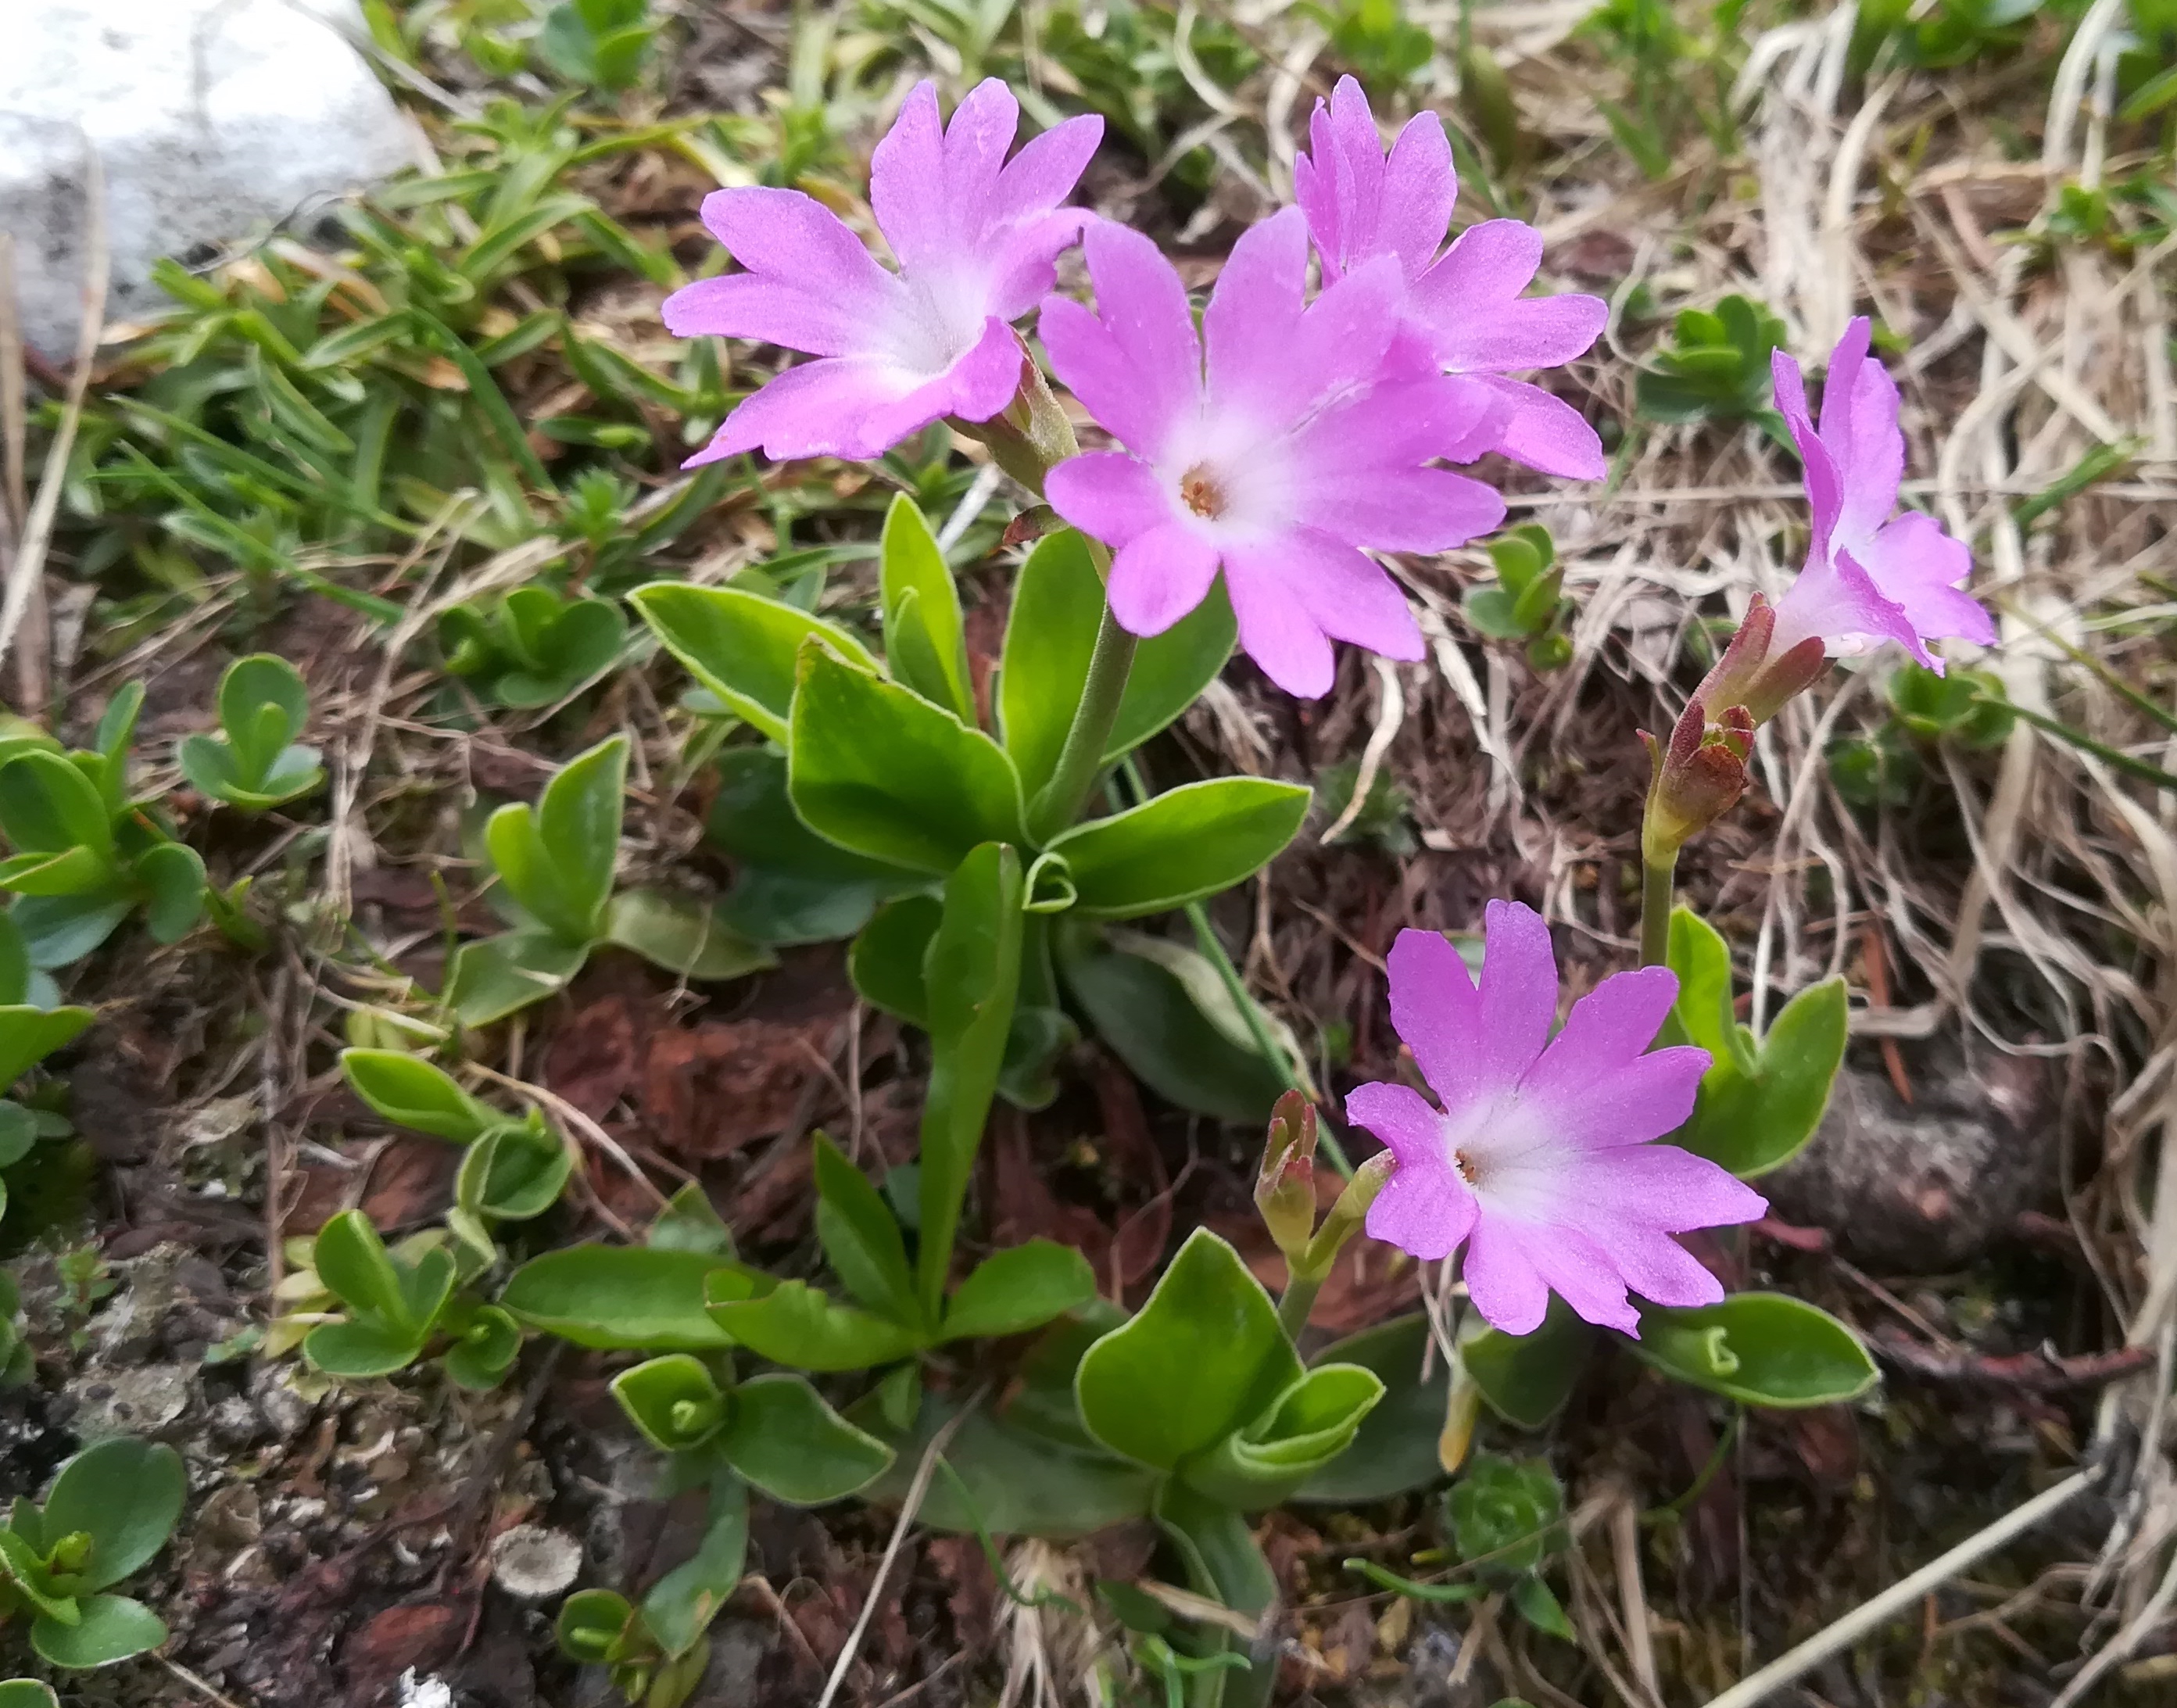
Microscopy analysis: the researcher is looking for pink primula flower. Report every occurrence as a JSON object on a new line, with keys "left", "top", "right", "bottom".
{"left": 1293, "top": 77, "right": 1609, "bottom": 481}
{"left": 1041, "top": 207, "right": 1507, "bottom": 699}
{"left": 1348, "top": 905, "right": 1767, "bottom": 1337}
{"left": 662, "top": 80, "right": 1101, "bottom": 466}
{"left": 1768, "top": 318, "right": 1996, "bottom": 672}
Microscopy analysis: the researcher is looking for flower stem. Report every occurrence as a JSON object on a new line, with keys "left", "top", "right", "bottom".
{"left": 1276, "top": 1267, "right": 1324, "bottom": 1341}
{"left": 1026, "top": 600, "right": 1138, "bottom": 842}
{"left": 1639, "top": 843, "right": 1678, "bottom": 969}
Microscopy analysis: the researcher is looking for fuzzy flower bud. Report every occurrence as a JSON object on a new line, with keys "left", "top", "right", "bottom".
{"left": 1640, "top": 698, "right": 1754, "bottom": 861}
{"left": 1255, "top": 1090, "right": 1320, "bottom": 1260}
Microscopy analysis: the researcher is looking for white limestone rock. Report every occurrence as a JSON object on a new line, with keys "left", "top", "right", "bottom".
{"left": 1, "top": 0, "right": 416, "bottom": 359}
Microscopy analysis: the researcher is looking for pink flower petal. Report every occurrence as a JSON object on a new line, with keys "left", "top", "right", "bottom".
{"left": 1584, "top": 1223, "right": 1724, "bottom": 1313}
{"left": 1771, "top": 545, "right": 1932, "bottom": 668}
{"left": 1524, "top": 1226, "right": 1641, "bottom": 1335}
{"left": 1463, "top": 1215, "right": 1551, "bottom": 1335}
{"left": 1821, "top": 319, "right": 1905, "bottom": 546}
{"left": 1223, "top": 559, "right": 1337, "bottom": 698}
{"left": 1773, "top": 349, "right": 1842, "bottom": 559}
{"left": 1376, "top": 109, "right": 1456, "bottom": 277}
{"left": 1524, "top": 1047, "right": 1712, "bottom": 1151}
{"left": 1039, "top": 223, "right": 1200, "bottom": 463}
{"left": 1386, "top": 928, "right": 1486, "bottom": 1113}
{"left": 1363, "top": 1152, "right": 1478, "bottom": 1263}
{"left": 1579, "top": 1144, "right": 1768, "bottom": 1234}
{"left": 1345, "top": 1079, "right": 1450, "bottom": 1169}
{"left": 938, "top": 77, "right": 1022, "bottom": 239}
{"left": 990, "top": 113, "right": 1105, "bottom": 225}
{"left": 1046, "top": 451, "right": 1177, "bottom": 548}
{"left": 1319, "top": 75, "right": 1387, "bottom": 275}
{"left": 1475, "top": 900, "right": 1557, "bottom": 1087}
{"left": 1201, "top": 209, "right": 1310, "bottom": 424}
{"left": 868, "top": 82, "right": 948, "bottom": 273}
{"left": 1263, "top": 529, "right": 1427, "bottom": 661}
{"left": 1290, "top": 460, "right": 1506, "bottom": 555}
{"left": 696, "top": 188, "right": 896, "bottom": 304}
{"left": 1106, "top": 522, "right": 1223, "bottom": 637}
{"left": 1861, "top": 511, "right": 1995, "bottom": 650}
{"left": 661, "top": 272, "right": 870, "bottom": 357}
{"left": 1523, "top": 965, "right": 1680, "bottom": 1093}
{"left": 1294, "top": 375, "right": 1508, "bottom": 474}
{"left": 1482, "top": 378, "right": 1606, "bottom": 479}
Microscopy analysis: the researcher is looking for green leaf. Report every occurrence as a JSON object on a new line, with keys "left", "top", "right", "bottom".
{"left": 716, "top": 1373, "right": 895, "bottom": 1504}
{"left": 310, "top": 1209, "right": 421, "bottom": 1327}
{"left": 502, "top": 1244, "right": 746, "bottom": 1351}
{"left": 789, "top": 646, "right": 1026, "bottom": 875}
{"left": 1462, "top": 586, "right": 1527, "bottom": 640}
{"left": 811, "top": 1132, "right": 919, "bottom": 1324}
{"left": 1464, "top": 1298, "right": 1592, "bottom": 1429}
{"left": 1153, "top": 1481, "right": 1278, "bottom": 1708}
{"left": 0, "top": 1681, "right": 59, "bottom": 1707}
{"left": 555, "top": 1588, "right": 636, "bottom": 1665}
{"left": 601, "top": 889, "right": 777, "bottom": 981}
{"left": 31, "top": 1595, "right": 167, "bottom": 1669}
{"left": 0, "top": 911, "right": 27, "bottom": 1005}
{"left": 339, "top": 1048, "right": 496, "bottom": 1142}
{"left": 1057, "top": 933, "right": 1288, "bottom": 1124}
{"left": 13, "top": 893, "right": 130, "bottom": 969}
{"left": 43, "top": 1438, "right": 185, "bottom": 1591}
{"left": 0, "top": 1004, "right": 92, "bottom": 1089}
{"left": 880, "top": 496, "right": 974, "bottom": 722}
{"left": 1448, "top": 1454, "right": 1565, "bottom": 1583}
{"left": 1512, "top": 1574, "right": 1574, "bottom": 1640}
{"left": 631, "top": 582, "right": 877, "bottom": 745}
{"left": 1627, "top": 1292, "right": 1878, "bottom": 1408}
{"left": 918, "top": 843, "right": 1025, "bottom": 1316}
{"left": 444, "top": 929, "right": 590, "bottom": 1027}
{"left": 1342, "top": 1559, "right": 1487, "bottom": 1603}
{"left": 1182, "top": 1362, "right": 1385, "bottom": 1509}
{"left": 999, "top": 531, "right": 1234, "bottom": 799}
{"left": 611, "top": 1354, "right": 726, "bottom": 1452}
{"left": 485, "top": 735, "right": 626, "bottom": 944}
{"left": 648, "top": 1182, "right": 736, "bottom": 1257}
{"left": 641, "top": 1467, "right": 747, "bottom": 1660}
{"left": 707, "top": 747, "right": 924, "bottom": 948}
{"left": 458, "top": 1123, "right": 571, "bottom": 1221}
{"left": 134, "top": 841, "right": 208, "bottom": 944}
{"left": 1666, "top": 908, "right": 1756, "bottom": 1075}
{"left": 704, "top": 1277, "right": 922, "bottom": 1373}
{"left": 442, "top": 1304, "right": 523, "bottom": 1390}
{"left": 1074, "top": 1229, "right": 1302, "bottom": 1471}
{"left": 0, "top": 752, "right": 115, "bottom": 861}
{"left": 847, "top": 895, "right": 941, "bottom": 1027}
{"left": 1294, "top": 1312, "right": 1455, "bottom": 1504}
{"left": 303, "top": 1316, "right": 434, "bottom": 1379}
{"left": 941, "top": 1240, "right": 1097, "bottom": 1342}
{"left": 217, "top": 654, "right": 309, "bottom": 780}
{"left": 1047, "top": 779, "right": 1310, "bottom": 920}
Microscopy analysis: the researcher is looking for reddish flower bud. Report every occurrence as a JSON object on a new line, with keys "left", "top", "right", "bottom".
{"left": 1642, "top": 698, "right": 1753, "bottom": 858}
{"left": 1256, "top": 1090, "right": 1319, "bottom": 1259}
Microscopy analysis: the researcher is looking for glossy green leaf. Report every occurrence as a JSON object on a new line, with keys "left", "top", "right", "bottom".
{"left": 641, "top": 1466, "right": 747, "bottom": 1660}
{"left": 457, "top": 1123, "right": 571, "bottom": 1220}
{"left": 443, "top": 929, "right": 590, "bottom": 1027}
{"left": 0, "top": 1681, "right": 59, "bottom": 1707}
{"left": 339, "top": 1048, "right": 496, "bottom": 1142}
{"left": 1048, "top": 779, "right": 1310, "bottom": 920}
{"left": 0, "top": 911, "right": 27, "bottom": 1006}
{"left": 704, "top": 1276, "right": 921, "bottom": 1373}
{"left": 998, "top": 529, "right": 1234, "bottom": 799}
{"left": 880, "top": 496, "right": 974, "bottom": 722}
{"left": 303, "top": 1316, "right": 433, "bottom": 1379}
{"left": 1057, "top": 933, "right": 1287, "bottom": 1124}
{"left": 1668, "top": 908, "right": 1846, "bottom": 1177}
{"left": 707, "top": 747, "right": 924, "bottom": 947}
{"left": 631, "top": 582, "right": 876, "bottom": 744}
{"left": 0, "top": 752, "right": 114, "bottom": 861}
{"left": 847, "top": 895, "right": 941, "bottom": 1028}
{"left": 811, "top": 1132, "right": 918, "bottom": 1324}
{"left": 1153, "top": 1480, "right": 1278, "bottom": 1708}
{"left": 1627, "top": 1292, "right": 1878, "bottom": 1408}
{"left": 917, "top": 842, "right": 1025, "bottom": 1316}
{"left": 611, "top": 1354, "right": 726, "bottom": 1452}
{"left": 716, "top": 1373, "right": 894, "bottom": 1504}
{"left": 1295, "top": 1313, "right": 1455, "bottom": 1504}
{"left": 442, "top": 1303, "right": 523, "bottom": 1390}
{"left": 134, "top": 840, "right": 208, "bottom": 944}
{"left": 311, "top": 1210, "right": 431, "bottom": 1329}
{"left": 1343, "top": 1559, "right": 1487, "bottom": 1603}
{"left": 1512, "top": 1574, "right": 1574, "bottom": 1641}
{"left": 484, "top": 735, "right": 625, "bottom": 944}
{"left": 31, "top": 1594, "right": 167, "bottom": 1669}
{"left": 43, "top": 1438, "right": 185, "bottom": 1591}
{"left": 1464, "top": 1298, "right": 1592, "bottom": 1429}
{"left": 789, "top": 646, "right": 1025, "bottom": 874}
{"left": 1183, "top": 1361, "right": 1385, "bottom": 1509}
{"left": 217, "top": 654, "right": 308, "bottom": 777}
{"left": 940, "top": 1239, "right": 1097, "bottom": 1342}
{"left": 0, "top": 1004, "right": 92, "bottom": 1090}
{"left": 1075, "top": 1228, "right": 1302, "bottom": 1471}
{"left": 555, "top": 1588, "right": 636, "bottom": 1665}
{"left": 648, "top": 1182, "right": 736, "bottom": 1257}
{"left": 601, "top": 888, "right": 776, "bottom": 981}
{"left": 13, "top": 893, "right": 133, "bottom": 969}
{"left": 502, "top": 1244, "right": 746, "bottom": 1351}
